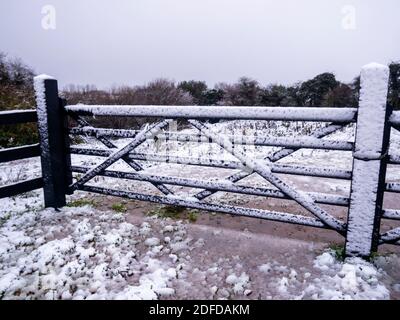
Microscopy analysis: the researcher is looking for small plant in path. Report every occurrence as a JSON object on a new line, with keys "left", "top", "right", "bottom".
{"left": 111, "top": 202, "right": 127, "bottom": 213}
{"left": 67, "top": 199, "right": 96, "bottom": 207}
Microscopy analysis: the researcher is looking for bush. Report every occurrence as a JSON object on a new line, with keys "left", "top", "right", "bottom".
{"left": 0, "top": 52, "right": 37, "bottom": 148}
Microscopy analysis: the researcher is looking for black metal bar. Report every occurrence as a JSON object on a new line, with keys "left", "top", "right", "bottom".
{"left": 0, "top": 178, "right": 43, "bottom": 199}
{"left": 79, "top": 184, "right": 334, "bottom": 230}
{"left": 194, "top": 123, "right": 347, "bottom": 200}
{"left": 392, "top": 124, "right": 400, "bottom": 133}
{"left": 69, "top": 127, "right": 354, "bottom": 151}
{"left": 382, "top": 209, "right": 400, "bottom": 220}
{"left": 385, "top": 183, "right": 400, "bottom": 193}
{"left": 70, "top": 115, "right": 173, "bottom": 196}
{"left": 60, "top": 98, "right": 73, "bottom": 194}
{"left": 66, "top": 105, "right": 358, "bottom": 122}
{"left": 35, "top": 76, "right": 70, "bottom": 208}
{"left": 0, "top": 109, "right": 37, "bottom": 125}
{"left": 0, "top": 144, "right": 40, "bottom": 163}
{"left": 388, "top": 154, "right": 400, "bottom": 165}
{"left": 189, "top": 119, "right": 346, "bottom": 233}
{"left": 390, "top": 111, "right": 400, "bottom": 126}
{"left": 70, "top": 148, "right": 352, "bottom": 180}
{"left": 380, "top": 227, "right": 400, "bottom": 244}
{"left": 71, "top": 165, "right": 350, "bottom": 206}
{"left": 69, "top": 120, "right": 171, "bottom": 191}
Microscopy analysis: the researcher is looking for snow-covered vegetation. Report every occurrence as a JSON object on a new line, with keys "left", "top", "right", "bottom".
{"left": 0, "top": 189, "right": 399, "bottom": 300}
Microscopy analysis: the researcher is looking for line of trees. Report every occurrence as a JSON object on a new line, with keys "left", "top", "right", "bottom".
{"left": 63, "top": 73, "right": 360, "bottom": 108}
{"left": 0, "top": 51, "right": 399, "bottom": 147}
{"left": 62, "top": 66, "right": 399, "bottom": 110}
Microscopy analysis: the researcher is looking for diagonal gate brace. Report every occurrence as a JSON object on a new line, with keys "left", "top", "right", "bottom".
{"left": 70, "top": 120, "right": 171, "bottom": 191}
{"left": 189, "top": 120, "right": 346, "bottom": 233}
{"left": 194, "top": 123, "right": 347, "bottom": 200}
{"left": 71, "top": 115, "right": 173, "bottom": 195}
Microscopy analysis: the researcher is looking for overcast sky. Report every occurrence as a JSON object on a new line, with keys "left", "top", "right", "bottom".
{"left": 0, "top": 0, "right": 399, "bottom": 89}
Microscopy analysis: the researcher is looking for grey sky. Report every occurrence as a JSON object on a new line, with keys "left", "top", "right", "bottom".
{"left": 0, "top": 0, "right": 399, "bottom": 89}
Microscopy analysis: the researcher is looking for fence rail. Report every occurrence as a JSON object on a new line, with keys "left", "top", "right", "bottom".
{"left": 69, "top": 127, "right": 354, "bottom": 151}
{"left": 0, "top": 178, "right": 43, "bottom": 199}
{"left": 0, "top": 109, "right": 37, "bottom": 125}
{"left": 0, "top": 144, "right": 41, "bottom": 163}
{"left": 71, "top": 165, "right": 350, "bottom": 206}
{"left": 0, "top": 110, "right": 42, "bottom": 199}
{"left": 66, "top": 104, "right": 358, "bottom": 122}
{"left": 390, "top": 111, "right": 400, "bottom": 126}
{"left": 0, "top": 62, "right": 394, "bottom": 259}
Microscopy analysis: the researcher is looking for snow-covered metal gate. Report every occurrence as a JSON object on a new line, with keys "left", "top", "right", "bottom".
{"left": 33, "top": 63, "right": 400, "bottom": 258}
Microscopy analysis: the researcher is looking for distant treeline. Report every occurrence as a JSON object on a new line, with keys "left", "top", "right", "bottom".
{"left": 62, "top": 64, "right": 399, "bottom": 110}
{"left": 0, "top": 51, "right": 399, "bottom": 147}
{"left": 64, "top": 74, "right": 359, "bottom": 108}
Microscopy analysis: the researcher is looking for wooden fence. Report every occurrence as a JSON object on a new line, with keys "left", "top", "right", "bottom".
{"left": 0, "top": 110, "right": 43, "bottom": 198}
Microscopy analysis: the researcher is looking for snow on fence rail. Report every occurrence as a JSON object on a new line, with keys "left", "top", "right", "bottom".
{"left": 69, "top": 127, "right": 354, "bottom": 151}
{"left": 20, "top": 63, "right": 399, "bottom": 258}
{"left": 65, "top": 104, "right": 358, "bottom": 122}
{"left": 390, "top": 111, "right": 400, "bottom": 127}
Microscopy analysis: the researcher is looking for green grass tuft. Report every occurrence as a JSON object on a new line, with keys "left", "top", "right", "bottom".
{"left": 147, "top": 205, "right": 198, "bottom": 223}
{"left": 329, "top": 244, "right": 345, "bottom": 261}
{"left": 0, "top": 213, "right": 11, "bottom": 227}
{"left": 187, "top": 210, "right": 198, "bottom": 222}
{"left": 67, "top": 199, "right": 96, "bottom": 207}
{"left": 111, "top": 202, "right": 127, "bottom": 213}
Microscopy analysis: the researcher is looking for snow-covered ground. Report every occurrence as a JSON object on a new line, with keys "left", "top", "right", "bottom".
{"left": 1, "top": 120, "right": 400, "bottom": 299}
{"left": 1, "top": 191, "right": 399, "bottom": 300}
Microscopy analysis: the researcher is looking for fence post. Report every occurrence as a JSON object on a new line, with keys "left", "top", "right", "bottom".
{"left": 34, "top": 75, "right": 72, "bottom": 208}
{"left": 345, "top": 63, "right": 391, "bottom": 257}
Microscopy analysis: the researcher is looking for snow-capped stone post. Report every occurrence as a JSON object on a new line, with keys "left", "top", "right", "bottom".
{"left": 345, "top": 63, "right": 391, "bottom": 257}
{"left": 34, "top": 75, "right": 72, "bottom": 208}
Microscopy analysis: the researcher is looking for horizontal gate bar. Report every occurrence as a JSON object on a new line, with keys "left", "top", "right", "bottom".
{"left": 189, "top": 119, "right": 346, "bottom": 232}
{"left": 70, "top": 120, "right": 171, "bottom": 191}
{"left": 66, "top": 105, "right": 358, "bottom": 122}
{"left": 79, "top": 184, "right": 334, "bottom": 229}
{"left": 0, "top": 178, "right": 43, "bottom": 199}
{"left": 390, "top": 111, "right": 400, "bottom": 126}
{"left": 71, "top": 165, "right": 349, "bottom": 206}
{"left": 388, "top": 154, "right": 400, "bottom": 165}
{"left": 0, "top": 109, "right": 37, "bottom": 125}
{"left": 0, "top": 144, "right": 41, "bottom": 163}
{"left": 382, "top": 209, "right": 400, "bottom": 220}
{"left": 70, "top": 114, "right": 174, "bottom": 196}
{"left": 380, "top": 227, "right": 400, "bottom": 244}
{"left": 385, "top": 182, "right": 400, "bottom": 193}
{"left": 70, "top": 127, "right": 354, "bottom": 151}
{"left": 197, "top": 123, "right": 348, "bottom": 202}
{"left": 70, "top": 147, "right": 352, "bottom": 180}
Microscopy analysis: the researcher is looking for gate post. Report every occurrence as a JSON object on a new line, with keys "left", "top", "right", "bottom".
{"left": 34, "top": 75, "right": 72, "bottom": 208}
{"left": 345, "top": 63, "right": 391, "bottom": 257}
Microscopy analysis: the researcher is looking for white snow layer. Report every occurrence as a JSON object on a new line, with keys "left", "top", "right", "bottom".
{"left": 0, "top": 205, "right": 185, "bottom": 300}
{"left": 345, "top": 63, "right": 390, "bottom": 257}
{"left": 65, "top": 105, "right": 357, "bottom": 122}
{"left": 307, "top": 252, "right": 390, "bottom": 300}
{"left": 354, "top": 63, "right": 389, "bottom": 159}
{"left": 0, "top": 199, "right": 395, "bottom": 300}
